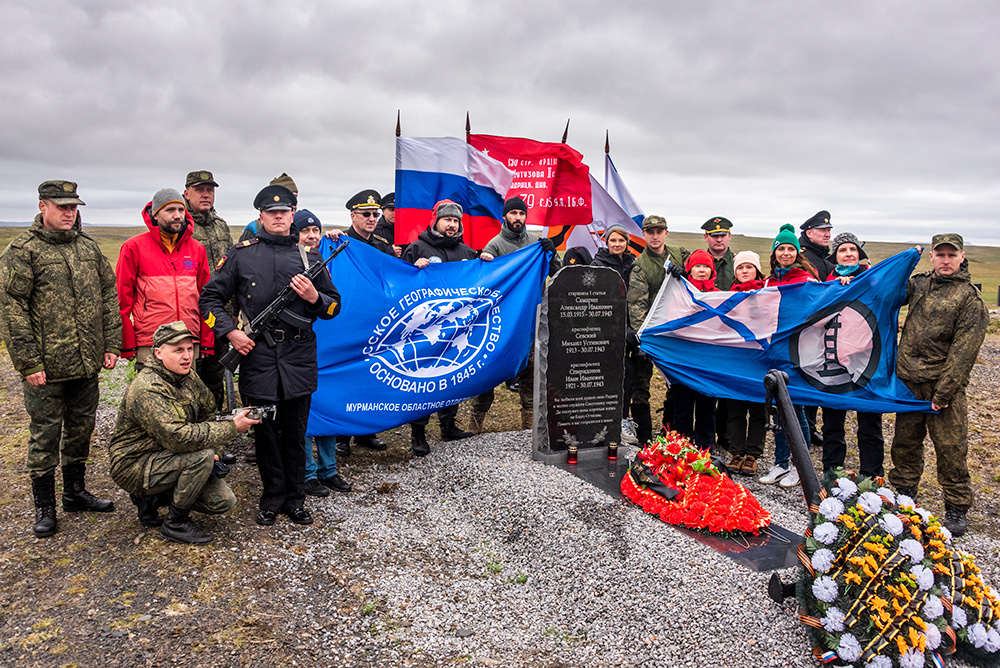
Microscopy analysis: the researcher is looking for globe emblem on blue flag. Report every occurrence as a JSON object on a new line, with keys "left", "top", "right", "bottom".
{"left": 371, "top": 297, "right": 497, "bottom": 378}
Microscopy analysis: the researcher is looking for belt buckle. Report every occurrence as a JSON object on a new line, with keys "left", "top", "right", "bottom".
{"left": 271, "top": 329, "right": 286, "bottom": 343}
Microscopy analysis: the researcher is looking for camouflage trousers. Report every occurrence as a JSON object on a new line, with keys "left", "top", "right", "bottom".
{"left": 23, "top": 374, "right": 99, "bottom": 479}
{"left": 517, "top": 346, "right": 535, "bottom": 429}
{"left": 889, "top": 381, "right": 973, "bottom": 511}
{"left": 115, "top": 449, "right": 235, "bottom": 513}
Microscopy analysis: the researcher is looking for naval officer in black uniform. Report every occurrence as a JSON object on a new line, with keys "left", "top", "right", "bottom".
{"left": 200, "top": 185, "right": 341, "bottom": 527}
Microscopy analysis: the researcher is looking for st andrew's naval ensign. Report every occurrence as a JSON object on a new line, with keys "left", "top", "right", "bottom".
{"left": 637, "top": 249, "right": 932, "bottom": 414}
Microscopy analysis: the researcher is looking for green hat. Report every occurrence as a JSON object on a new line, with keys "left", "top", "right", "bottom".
{"left": 185, "top": 170, "right": 219, "bottom": 188}
{"left": 930, "top": 233, "right": 964, "bottom": 251}
{"left": 153, "top": 321, "right": 196, "bottom": 348}
{"left": 772, "top": 223, "right": 800, "bottom": 251}
{"left": 270, "top": 172, "right": 298, "bottom": 194}
{"left": 38, "top": 180, "right": 85, "bottom": 206}
{"left": 642, "top": 215, "right": 668, "bottom": 231}
{"left": 701, "top": 216, "right": 732, "bottom": 235}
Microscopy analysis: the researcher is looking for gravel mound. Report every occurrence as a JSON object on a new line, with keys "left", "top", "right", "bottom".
{"left": 243, "top": 431, "right": 1000, "bottom": 667}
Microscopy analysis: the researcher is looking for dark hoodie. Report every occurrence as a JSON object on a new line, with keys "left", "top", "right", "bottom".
{"left": 401, "top": 222, "right": 478, "bottom": 264}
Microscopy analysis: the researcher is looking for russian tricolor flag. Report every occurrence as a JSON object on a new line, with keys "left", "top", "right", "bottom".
{"left": 395, "top": 136, "right": 515, "bottom": 250}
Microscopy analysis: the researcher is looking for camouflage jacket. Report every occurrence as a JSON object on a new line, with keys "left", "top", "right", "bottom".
{"left": 897, "top": 264, "right": 989, "bottom": 406}
{"left": 187, "top": 206, "right": 233, "bottom": 275}
{"left": 626, "top": 246, "right": 684, "bottom": 331}
{"left": 0, "top": 215, "right": 122, "bottom": 380}
{"left": 108, "top": 358, "right": 237, "bottom": 494}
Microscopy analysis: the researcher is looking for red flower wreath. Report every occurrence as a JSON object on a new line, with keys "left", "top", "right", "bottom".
{"left": 621, "top": 432, "right": 771, "bottom": 535}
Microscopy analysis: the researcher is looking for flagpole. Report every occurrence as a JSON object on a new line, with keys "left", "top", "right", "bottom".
{"left": 561, "top": 119, "right": 570, "bottom": 143}
{"left": 466, "top": 112, "right": 471, "bottom": 143}
{"left": 605, "top": 130, "right": 610, "bottom": 190}
{"left": 395, "top": 110, "right": 401, "bottom": 137}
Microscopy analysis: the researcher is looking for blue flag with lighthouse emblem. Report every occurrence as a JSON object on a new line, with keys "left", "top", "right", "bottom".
{"left": 639, "top": 248, "right": 933, "bottom": 413}
{"left": 307, "top": 239, "right": 551, "bottom": 436}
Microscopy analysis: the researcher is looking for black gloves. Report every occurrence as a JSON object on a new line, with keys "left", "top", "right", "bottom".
{"left": 539, "top": 237, "right": 557, "bottom": 253}
{"left": 626, "top": 329, "right": 641, "bottom": 348}
{"left": 666, "top": 263, "right": 685, "bottom": 278}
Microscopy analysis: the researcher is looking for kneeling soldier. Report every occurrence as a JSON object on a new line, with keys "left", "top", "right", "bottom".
{"left": 108, "top": 322, "right": 258, "bottom": 544}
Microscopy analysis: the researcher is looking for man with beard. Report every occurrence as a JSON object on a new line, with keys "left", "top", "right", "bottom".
{"left": 471, "top": 197, "right": 559, "bottom": 432}
{"left": 117, "top": 188, "right": 214, "bottom": 371}
{"left": 401, "top": 200, "right": 494, "bottom": 455}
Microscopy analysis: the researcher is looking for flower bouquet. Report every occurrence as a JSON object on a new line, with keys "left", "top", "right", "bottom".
{"left": 620, "top": 432, "right": 771, "bottom": 535}
{"left": 798, "top": 470, "right": 1000, "bottom": 667}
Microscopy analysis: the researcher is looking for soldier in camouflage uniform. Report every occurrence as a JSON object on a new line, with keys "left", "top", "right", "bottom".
{"left": 626, "top": 215, "right": 685, "bottom": 445}
{"left": 889, "top": 234, "right": 989, "bottom": 537}
{"left": 183, "top": 170, "right": 233, "bottom": 408}
{"left": 109, "top": 322, "right": 258, "bottom": 544}
{"left": 0, "top": 180, "right": 121, "bottom": 538}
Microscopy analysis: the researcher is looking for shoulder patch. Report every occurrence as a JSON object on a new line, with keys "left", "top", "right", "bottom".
{"left": 236, "top": 238, "right": 259, "bottom": 248}
{"left": 6, "top": 271, "right": 32, "bottom": 298}
{"left": 215, "top": 255, "right": 228, "bottom": 271}
{"left": 372, "top": 234, "right": 391, "bottom": 245}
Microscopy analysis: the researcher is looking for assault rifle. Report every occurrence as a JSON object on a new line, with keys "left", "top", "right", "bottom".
{"left": 219, "top": 239, "right": 349, "bottom": 372}
{"left": 214, "top": 405, "right": 277, "bottom": 421}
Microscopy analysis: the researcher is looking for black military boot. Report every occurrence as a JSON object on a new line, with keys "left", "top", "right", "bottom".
{"left": 61, "top": 463, "right": 114, "bottom": 513}
{"left": 944, "top": 505, "right": 968, "bottom": 537}
{"left": 130, "top": 494, "right": 163, "bottom": 528}
{"left": 440, "top": 419, "right": 472, "bottom": 442}
{"left": 411, "top": 425, "right": 430, "bottom": 457}
{"left": 355, "top": 434, "right": 387, "bottom": 451}
{"left": 31, "top": 472, "right": 58, "bottom": 538}
{"left": 894, "top": 486, "right": 918, "bottom": 504}
{"left": 335, "top": 436, "right": 352, "bottom": 458}
{"left": 160, "top": 503, "right": 213, "bottom": 544}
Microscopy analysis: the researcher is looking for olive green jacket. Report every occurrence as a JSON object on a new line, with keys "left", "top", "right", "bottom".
{"left": 187, "top": 206, "right": 233, "bottom": 275}
{"left": 627, "top": 245, "right": 684, "bottom": 330}
{"left": 0, "top": 215, "right": 121, "bottom": 380}
{"left": 108, "top": 359, "right": 237, "bottom": 493}
{"left": 897, "top": 265, "right": 989, "bottom": 407}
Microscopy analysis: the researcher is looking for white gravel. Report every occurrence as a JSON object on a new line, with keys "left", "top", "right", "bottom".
{"left": 232, "top": 429, "right": 1000, "bottom": 668}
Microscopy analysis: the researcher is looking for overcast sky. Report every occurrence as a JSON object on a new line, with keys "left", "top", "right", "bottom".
{"left": 2, "top": 1, "right": 998, "bottom": 245}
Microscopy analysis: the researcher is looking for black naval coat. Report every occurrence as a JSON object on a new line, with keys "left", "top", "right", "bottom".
{"left": 799, "top": 234, "right": 835, "bottom": 281}
{"left": 200, "top": 229, "right": 341, "bottom": 401}
{"left": 347, "top": 224, "right": 395, "bottom": 256}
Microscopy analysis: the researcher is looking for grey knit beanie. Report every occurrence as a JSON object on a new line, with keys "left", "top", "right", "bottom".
{"left": 152, "top": 188, "right": 185, "bottom": 216}
{"left": 436, "top": 202, "right": 463, "bottom": 220}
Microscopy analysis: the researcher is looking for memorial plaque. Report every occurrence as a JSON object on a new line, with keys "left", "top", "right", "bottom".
{"left": 533, "top": 265, "right": 626, "bottom": 463}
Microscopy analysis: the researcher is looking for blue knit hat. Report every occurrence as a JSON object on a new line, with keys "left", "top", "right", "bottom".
{"left": 772, "top": 223, "right": 800, "bottom": 251}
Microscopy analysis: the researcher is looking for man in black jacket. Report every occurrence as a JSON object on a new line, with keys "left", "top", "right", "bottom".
{"left": 798, "top": 210, "right": 835, "bottom": 446}
{"left": 401, "top": 201, "right": 493, "bottom": 455}
{"left": 200, "top": 185, "right": 341, "bottom": 527}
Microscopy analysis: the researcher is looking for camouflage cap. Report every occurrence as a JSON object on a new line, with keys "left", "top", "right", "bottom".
{"left": 931, "top": 233, "right": 964, "bottom": 251}
{"left": 642, "top": 215, "right": 668, "bottom": 231}
{"left": 185, "top": 170, "right": 219, "bottom": 188}
{"left": 270, "top": 172, "right": 298, "bottom": 194}
{"left": 38, "top": 180, "right": 85, "bottom": 206}
{"left": 153, "top": 321, "right": 197, "bottom": 348}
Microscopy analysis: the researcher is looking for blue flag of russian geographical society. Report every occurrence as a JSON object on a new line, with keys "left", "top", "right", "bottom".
{"left": 639, "top": 248, "right": 933, "bottom": 413}
{"left": 307, "top": 239, "right": 550, "bottom": 436}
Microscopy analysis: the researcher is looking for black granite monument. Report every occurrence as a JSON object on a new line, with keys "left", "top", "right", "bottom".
{"left": 533, "top": 265, "right": 626, "bottom": 463}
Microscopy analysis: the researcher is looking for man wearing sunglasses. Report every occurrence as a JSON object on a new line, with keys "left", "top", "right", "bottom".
{"left": 325, "top": 190, "right": 394, "bottom": 457}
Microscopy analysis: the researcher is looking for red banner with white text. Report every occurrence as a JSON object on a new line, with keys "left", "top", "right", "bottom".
{"left": 467, "top": 134, "right": 594, "bottom": 228}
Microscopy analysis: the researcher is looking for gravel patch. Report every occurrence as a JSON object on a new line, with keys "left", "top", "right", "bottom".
{"left": 227, "top": 430, "right": 1000, "bottom": 667}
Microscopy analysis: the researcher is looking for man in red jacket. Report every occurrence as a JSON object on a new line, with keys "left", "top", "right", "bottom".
{"left": 117, "top": 188, "right": 214, "bottom": 370}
